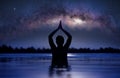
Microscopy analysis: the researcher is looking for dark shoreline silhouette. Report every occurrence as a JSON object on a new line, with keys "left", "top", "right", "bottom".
{"left": 0, "top": 45, "right": 120, "bottom": 53}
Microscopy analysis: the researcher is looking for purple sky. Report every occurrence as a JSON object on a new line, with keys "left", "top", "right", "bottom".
{"left": 0, "top": 0, "right": 120, "bottom": 49}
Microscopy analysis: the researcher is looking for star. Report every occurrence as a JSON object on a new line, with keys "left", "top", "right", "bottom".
{"left": 13, "top": 8, "right": 16, "bottom": 11}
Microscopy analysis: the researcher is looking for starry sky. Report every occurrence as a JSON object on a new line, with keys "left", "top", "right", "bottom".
{"left": 0, "top": 0, "right": 120, "bottom": 49}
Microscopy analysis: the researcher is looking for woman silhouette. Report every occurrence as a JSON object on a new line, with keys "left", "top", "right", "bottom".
{"left": 49, "top": 21, "right": 72, "bottom": 69}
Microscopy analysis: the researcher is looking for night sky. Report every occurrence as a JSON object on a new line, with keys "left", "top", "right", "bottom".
{"left": 0, "top": 0, "right": 120, "bottom": 49}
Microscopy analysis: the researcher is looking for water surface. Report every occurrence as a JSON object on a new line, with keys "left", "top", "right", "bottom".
{"left": 0, "top": 53, "right": 120, "bottom": 78}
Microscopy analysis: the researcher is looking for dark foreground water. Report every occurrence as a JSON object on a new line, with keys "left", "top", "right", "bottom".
{"left": 0, "top": 53, "right": 120, "bottom": 78}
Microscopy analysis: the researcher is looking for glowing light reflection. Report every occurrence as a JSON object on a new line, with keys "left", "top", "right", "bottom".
{"left": 67, "top": 53, "right": 75, "bottom": 57}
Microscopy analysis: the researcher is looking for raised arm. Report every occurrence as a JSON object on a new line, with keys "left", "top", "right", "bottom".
{"left": 60, "top": 24, "right": 72, "bottom": 48}
{"left": 48, "top": 27, "right": 59, "bottom": 48}
{"left": 62, "top": 28, "right": 72, "bottom": 48}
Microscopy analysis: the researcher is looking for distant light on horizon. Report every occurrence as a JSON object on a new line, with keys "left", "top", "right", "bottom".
{"left": 47, "top": 53, "right": 75, "bottom": 57}
{"left": 67, "top": 53, "right": 76, "bottom": 57}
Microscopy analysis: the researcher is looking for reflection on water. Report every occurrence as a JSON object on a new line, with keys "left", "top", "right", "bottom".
{"left": 49, "top": 68, "right": 72, "bottom": 78}
{"left": 0, "top": 53, "right": 120, "bottom": 78}
{"left": 48, "top": 63, "right": 72, "bottom": 78}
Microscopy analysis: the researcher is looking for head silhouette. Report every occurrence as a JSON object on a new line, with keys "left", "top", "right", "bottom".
{"left": 56, "top": 35, "right": 64, "bottom": 46}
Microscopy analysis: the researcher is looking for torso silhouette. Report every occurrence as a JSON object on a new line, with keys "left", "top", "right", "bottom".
{"left": 48, "top": 21, "right": 72, "bottom": 68}
{"left": 51, "top": 44, "right": 68, "bottom": 67}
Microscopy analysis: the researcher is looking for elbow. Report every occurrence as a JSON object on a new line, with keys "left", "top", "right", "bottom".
{"left": 69, "top": 35, "right": 72, "bottom": 39}
{"left": 68, "top": 35, "right": 72, "bottom": 41}
{"left": 48, "top": 34, "right": 52, "bottom": 38}
{"left": 48, "top": 35, "right": 51, "bottom": 38}
{"left": 48, "top": 35, "right": 53, "bottom": 41}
